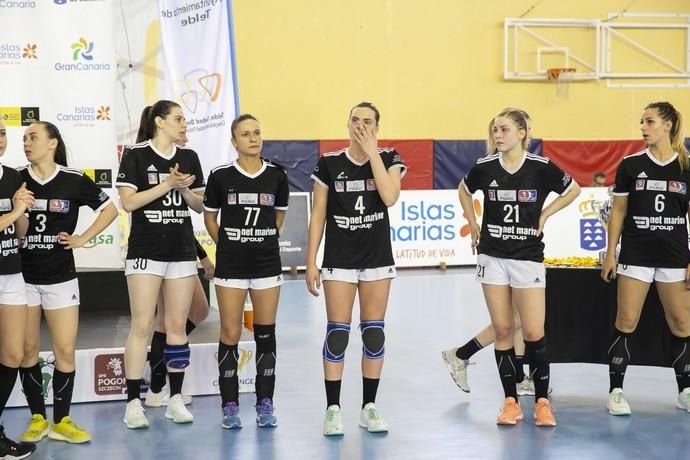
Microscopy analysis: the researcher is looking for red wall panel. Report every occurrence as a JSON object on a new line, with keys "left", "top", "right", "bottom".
{"left": 542, "top": 140, "right": 646, "bottom": 186}
{"left": 318, "top": 139, "right": 433, "bottom": 190}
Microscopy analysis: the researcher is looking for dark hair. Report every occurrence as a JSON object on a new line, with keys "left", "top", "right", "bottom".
{"left": 349, "top": 101, "right": 380, "bottom": 125}
{"left": 230, "top": 114, "right": 259, "bottom": 139}
{"left": 136, "top": 106, "right": 152, "bottom": 143}
{"left": 143, "top": 100, "right": 181, "bottom": 140}
{"left": 593, "top": 171, "right": 606, "bottom": 179}
{"left": 34, "top": 121, "right": 68, "bottom": 166}
{"left": 645, "top": 101, "right": 688, "bottom": 171}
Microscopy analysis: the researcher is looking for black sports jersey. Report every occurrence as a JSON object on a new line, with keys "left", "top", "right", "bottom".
{"left": 0, "top": 164, "right": 23, "bottom": 275}
{"left": 312, "top": 148, "right": 407, "bottom": 269}
{"left": 19, "top": 165, "right": 111, "bottom": 284}
{"left": 613, "top": 149, "right": 690, "bottom": 268}
{"left": 204, "top": 160, "right": 289, "bottom": 278}
{"left": 116, "top": 141, "right": 205, "bottom": 262}
{"left": 463, "top": 152, "right": 574, "bottom": 262}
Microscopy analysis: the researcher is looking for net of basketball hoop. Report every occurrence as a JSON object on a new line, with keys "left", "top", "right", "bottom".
{"left": 547, "top": 67, "right": 576, "bottom": 98}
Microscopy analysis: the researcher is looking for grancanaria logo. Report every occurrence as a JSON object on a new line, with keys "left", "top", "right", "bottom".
{"left": 22, "top": 43, "right": 36, "bottom": 59}
{"left": 71, "top": 37, "right": 93, "bottom": 61}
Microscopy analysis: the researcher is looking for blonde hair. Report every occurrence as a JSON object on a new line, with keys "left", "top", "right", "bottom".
{"left": 488, "top": 107, "right": 531, "bottom": 153}
{"left": 645, "top": 101, "right": 689, "bottom": 171}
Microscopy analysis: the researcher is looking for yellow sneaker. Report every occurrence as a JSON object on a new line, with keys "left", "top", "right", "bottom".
{"left": 48, "top": 416, "right": 91, "bottom": 444}
{"left": 19, "top": 414, "right": 49, "bottom": 442}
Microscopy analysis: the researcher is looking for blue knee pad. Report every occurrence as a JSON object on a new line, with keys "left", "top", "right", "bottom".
{"left": 360, "top": 320, "right": 385, "bottom": 359}
{"left": 164, "top": 343, "right": 191, "bottom": 369}
{"left": 322, "top": 322, "right": 351, "bottom": 363}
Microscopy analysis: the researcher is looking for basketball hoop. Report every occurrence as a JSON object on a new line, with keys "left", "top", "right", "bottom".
{"left": 547, "top": 67, "right": 576, "bottom": 98}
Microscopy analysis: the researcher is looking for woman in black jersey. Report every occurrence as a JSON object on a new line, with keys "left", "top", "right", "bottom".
{"left": 204, "top": 114, "right": 289, "bottom": 429}
{"left": 443, "top": 109, "right": 533, "bottom": 396}
{"left": 306, "top": 102, "right": 406, "bottom": 436}
{"left": 116, "top": 100, "right": 204, "bottom": 429}
{"left": 18, "top": 121, "right": 117, "bottom": 444}
{"left": 145, "top": 239, "right": 213, "bottom": 407}
{"left": 459, "top": 108, "right": 579, "bottom": 427}
{"left": 0, "top": 119, "right": 36, "bottom": 459}
{"left": 601, "top": 101, "right": 690, "bottom": 416}
{"left": 125, "top": 108, "right": 213, "bottom": 408}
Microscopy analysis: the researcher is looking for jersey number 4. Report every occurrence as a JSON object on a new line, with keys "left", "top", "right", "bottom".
{"left": 355, "top": 195, "right": 365, "bottom": 215}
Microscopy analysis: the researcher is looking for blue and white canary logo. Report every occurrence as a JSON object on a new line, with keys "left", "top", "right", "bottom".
{"left": 578, "top": 198, "right": 606, "bottom": 251}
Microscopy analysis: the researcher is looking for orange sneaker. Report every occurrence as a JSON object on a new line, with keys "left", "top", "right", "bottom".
{"left": 534, "top": 398, "right": 557, "bottom": 427}
{"left": 496, "top": 397, "right": 523, "bottom": 425}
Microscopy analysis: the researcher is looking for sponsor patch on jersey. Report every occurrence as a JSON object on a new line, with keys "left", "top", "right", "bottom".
{"left": 518, "top": 190, "right": 537, "bottom": 202}
{"left": 0, "top": 198, "right": 11, "bottom": 211}
{"left": 32, "top": 199, "right": 47, "bottom": 211}
{"left": 487, "top": 190, "right": 496, "bottom": 201}
{"left": 635, "top": 179, "right": 645, "bottom": 191}
{"left": 147, "top": 164, "right": 157, "bottom": 172}
{"left": 392, "top": 154, "right": 402, "bottom": 163}
{"left": 98, "top": 191, "right": 109, "bottom": 203}
{"left": 49, "top": 199, "right": 70, "bottom": 213}
{"left": 366, "top": 179, "right": 377, "bottom": 191}
{"left": 334, "top": 181, "right": 345, "bottom": 192}
{"left": 147, "top": 173, "right": 158, "bottom": 184}
{"left": 260, "top": 193, "right": 275, "bottom": 206}
{"left": 158, "top": 173, "right": 170, "bottom": 183}
{"left": 238, "top": 193, "right": 258, "bottom": 205}
{"left": 497, "top": 190, "right": 516, "bottom": 202}
{"left": 561, "top": 173, "right": 571, "bottom": 186}
{"left": 669, "top": 181, "right": 687, "bottom": 194}
{"left": 346, "top": 180, "right": 365, "bottom": 192}
{"left": 489, "top": 180, "right": 499, "bottom": 187}
{"left": 646, "top": 180, "right": 667, "bottom": 191}
{"left": 117, "top": 172, "right": 125, "bottom": 179}
{"left": 227, "top": 193, "right": 237, "bottom": 205}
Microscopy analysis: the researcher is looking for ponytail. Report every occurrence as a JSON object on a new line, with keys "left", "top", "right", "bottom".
{"left": 135, "top": 106, "right": 152, "bottom": 143}
{"left": 35, "top": 121, "right": 68, "bottom": 166}
{"left": 645, "top": 101, "right": 688, "bottom": 171}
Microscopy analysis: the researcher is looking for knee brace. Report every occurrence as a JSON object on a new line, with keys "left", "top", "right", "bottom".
{"left": 164, "top": 343, "right": 191, "bottom": 369}
{"left": 360, "top": 320, "right": 385, "bottom": 359}
{"left": 254, "top": 324, "right": 276, "bottom": 377}
{"left": 323, "top": 322, "right": 350, "bottom": 362}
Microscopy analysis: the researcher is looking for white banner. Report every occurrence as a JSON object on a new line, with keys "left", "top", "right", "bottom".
{"left": 157, "top": 0, "right": 237, "bottom": 180}
{"left": 0, "top": 0, "right": 123, "bottom": 269}
{"left": 388, "top": 188, "right": 611, "bottom": 267}
{"left": 7, "top": 341, "right": 256, "bottom": 407}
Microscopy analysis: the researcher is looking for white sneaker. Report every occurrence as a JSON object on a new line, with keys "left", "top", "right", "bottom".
{"left": 676, "top": 387, "right": 690, "bottom": 412}
{"left": 124, "top": 398, "right": 150, "bottom": 429}
{"left": 323, "top": 405, "right": 344, "bottom": 436}
{"left": 517, "top": 377, "right": 535, "bottom": 396}
{"left": 145, "top": 385, "right": 192, "bottom": 407}
{"left": 165, "top": 394, "right": 194, "bottom": 423}
{"left": 359, "top": 403, "right": 388, "bottom": 433}
{"left": 441, "top": 348, "right": 472, "bottom": 393}
{"left": 607, "top": 388, "right": 631, "bottom": 415}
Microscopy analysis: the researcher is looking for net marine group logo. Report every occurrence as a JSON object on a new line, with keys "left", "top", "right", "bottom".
{"left": 54, "top": 37, "right": 111, "bottom": 72}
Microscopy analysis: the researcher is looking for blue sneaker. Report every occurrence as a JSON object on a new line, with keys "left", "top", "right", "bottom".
{"left": 256, "top": 398, "right": 278, "bottom": 428}
{"left": 221, "top": 402, "right": 242, "bottom": 429}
